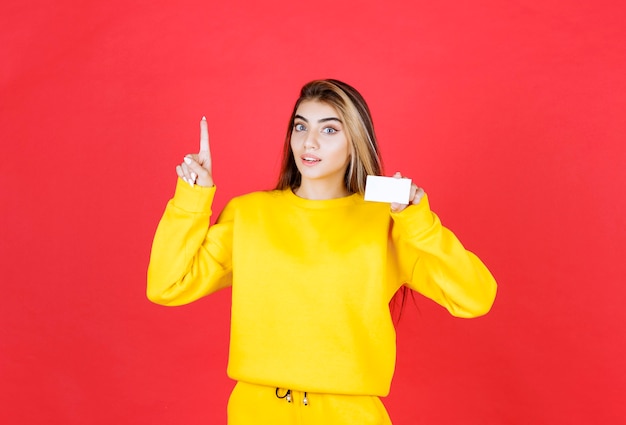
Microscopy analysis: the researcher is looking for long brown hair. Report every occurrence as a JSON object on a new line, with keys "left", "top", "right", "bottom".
{"left": 275, "top": 79, "right": 383, "bottom": 193}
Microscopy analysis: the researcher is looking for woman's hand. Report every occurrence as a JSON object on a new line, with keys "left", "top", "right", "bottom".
{"left": 176, "top": 116, "right": 214, "bottom": 188}
{"left": 390, "top": 171, "right": 425, "bottom": 213}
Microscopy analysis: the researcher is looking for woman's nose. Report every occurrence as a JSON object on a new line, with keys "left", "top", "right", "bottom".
{"left": 303, "top": 132, "right": 318, "bottom": 149}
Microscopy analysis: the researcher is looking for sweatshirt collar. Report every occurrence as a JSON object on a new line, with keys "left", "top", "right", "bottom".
{"left": 283, "top": 188, "right": 361, "bottom": 209}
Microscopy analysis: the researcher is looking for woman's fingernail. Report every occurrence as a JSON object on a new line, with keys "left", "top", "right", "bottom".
{"left": 202, "top": 116, "right": 206, "bottom": 121}
{"left": 184, "top": 157, "right": 192, "bottom": 165}
{"left": 188, "top": 179, "right": 194, "bottom": 188}
{"left": 191, "top": 172, "right": 197, "bottom": 182}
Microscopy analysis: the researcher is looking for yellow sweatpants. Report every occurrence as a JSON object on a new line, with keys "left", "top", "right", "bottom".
{"left": 227, "top": 382, "right": 393, "bottom": 425}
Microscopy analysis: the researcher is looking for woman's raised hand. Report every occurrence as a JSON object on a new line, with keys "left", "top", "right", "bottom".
{"left": 176, "top": 117, "right": 214, "bottom": 188}
{"left": 390, "top": 172, "right": 425, "bottom": 213}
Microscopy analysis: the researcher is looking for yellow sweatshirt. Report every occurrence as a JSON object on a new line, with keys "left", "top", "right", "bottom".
{"left": 147, "top": 179, "right": 497, "bottom": 396}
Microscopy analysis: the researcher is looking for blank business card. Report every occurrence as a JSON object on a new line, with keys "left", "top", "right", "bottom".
{"left": 364, "top": 175, "right": 412, "bottom": 204}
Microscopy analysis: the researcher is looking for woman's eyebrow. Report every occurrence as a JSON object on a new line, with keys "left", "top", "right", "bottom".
{"left": 294, "top": 114, "right": 342, "bottom": 123}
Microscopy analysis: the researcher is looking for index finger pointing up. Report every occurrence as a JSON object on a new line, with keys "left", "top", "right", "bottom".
{"left": 199, "top": 116, "right": 210, "bottom": 153}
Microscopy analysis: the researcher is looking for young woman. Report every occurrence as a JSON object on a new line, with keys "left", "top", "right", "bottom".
{"left": 147, "top": 79, "right": 497, "bottom": 424}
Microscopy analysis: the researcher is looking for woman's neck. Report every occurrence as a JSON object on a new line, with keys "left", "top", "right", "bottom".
{"left": 294, "top": 181, "right": 350, "bottom": 200}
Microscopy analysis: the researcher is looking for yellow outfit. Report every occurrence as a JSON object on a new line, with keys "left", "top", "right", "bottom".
{"left": 147, "top": 179, "right": 497, "bottom": 423}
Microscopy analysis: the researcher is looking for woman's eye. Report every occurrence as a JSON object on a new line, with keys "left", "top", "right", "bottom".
{"left": 294, "top": 123, "right": 306, "bottom": 131}
{"left": 322, "top": 127, "right": 337, "bottom": 134}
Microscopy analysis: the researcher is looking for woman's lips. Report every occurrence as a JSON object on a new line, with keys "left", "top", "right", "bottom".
{"left": 301, "top": 154, "right": 321, "bottom": 166}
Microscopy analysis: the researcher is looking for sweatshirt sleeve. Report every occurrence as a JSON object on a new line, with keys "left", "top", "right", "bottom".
{"left": 146, "top": 178, "right": 234, "bottom": 306}
{"left": 390, "top": 194, "right": 497, "bottom": 318}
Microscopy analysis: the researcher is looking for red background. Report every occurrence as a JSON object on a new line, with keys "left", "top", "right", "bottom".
{"left": 2, "top": 1, "right": 625, "bottom": 424}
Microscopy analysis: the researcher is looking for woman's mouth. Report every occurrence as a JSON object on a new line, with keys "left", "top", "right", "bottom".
{"left": 301, "top": 154, "right": 321, "bottom": 166}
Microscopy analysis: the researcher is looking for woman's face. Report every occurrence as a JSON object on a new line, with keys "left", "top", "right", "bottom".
{"left": 290, "top": 100, "right": 351, "bottom": 189}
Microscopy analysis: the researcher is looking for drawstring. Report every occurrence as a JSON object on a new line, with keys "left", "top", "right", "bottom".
{"left": 275, "top": 388, "right": 292, "bottom": 402}
{"left": 275, "top": 388, "right": 308, "bottom": 406}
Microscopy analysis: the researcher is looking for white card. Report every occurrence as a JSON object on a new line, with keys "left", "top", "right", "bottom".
{"left": 364, "top": 175, "right": 412, "bottom": 204}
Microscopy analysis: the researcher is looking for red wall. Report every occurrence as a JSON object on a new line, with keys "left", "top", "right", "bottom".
{"left": 2, "top": 1, "right": 625, "bottom": 424}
